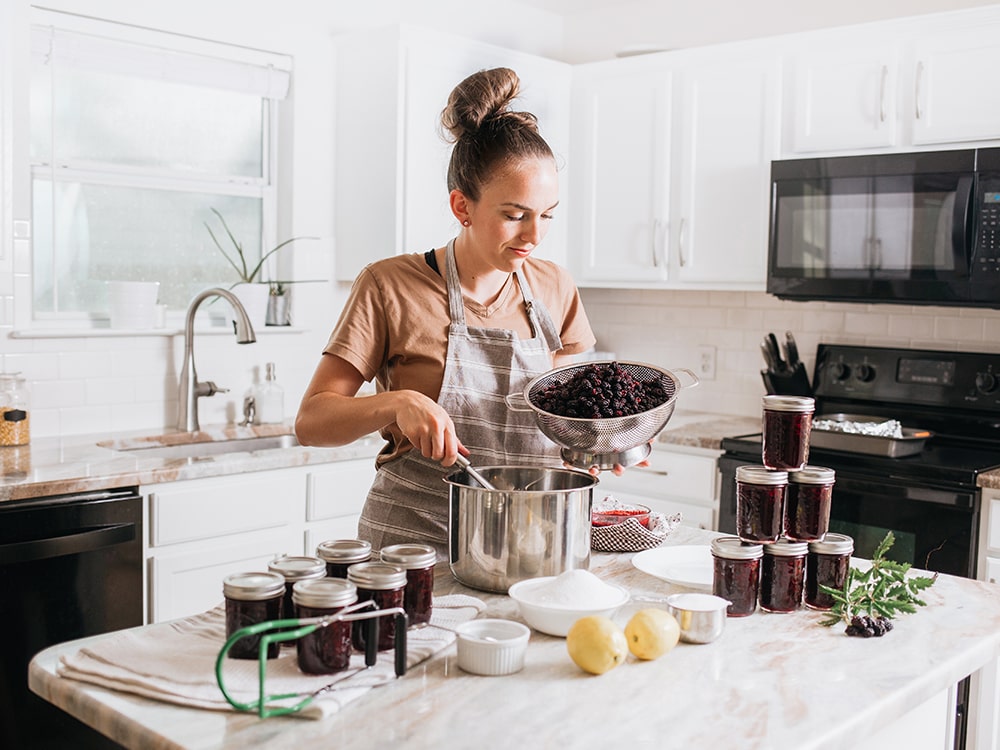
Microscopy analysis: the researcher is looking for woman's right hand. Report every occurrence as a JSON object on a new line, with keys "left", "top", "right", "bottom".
{"left": 393, "top": 390, "right": 462, "bottom": 466}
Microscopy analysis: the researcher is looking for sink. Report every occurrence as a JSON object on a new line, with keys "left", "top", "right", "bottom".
{"left": 118, "top": 434, "right": 300, "bottom": 460}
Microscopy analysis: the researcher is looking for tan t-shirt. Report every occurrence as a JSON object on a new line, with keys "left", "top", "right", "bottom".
{"left": 324, "top": 251, "right": 596, "bottom": 464}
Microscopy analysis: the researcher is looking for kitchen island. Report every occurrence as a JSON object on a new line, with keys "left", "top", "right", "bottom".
{"left": 29, "top": 526, "right": 1000, "bottom": 750}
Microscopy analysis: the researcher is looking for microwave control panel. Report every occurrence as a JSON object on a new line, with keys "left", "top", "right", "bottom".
{"left": 974, "top": 176, "right": 1000, "bottom": 276}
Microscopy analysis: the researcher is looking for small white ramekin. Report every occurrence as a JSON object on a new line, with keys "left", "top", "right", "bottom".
{"left": 455, "top": 618, "right": 531, "bottom": 676}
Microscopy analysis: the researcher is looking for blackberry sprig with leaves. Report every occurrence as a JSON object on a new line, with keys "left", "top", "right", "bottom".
{"left": 819, "top": 531, "right": 938, "bottom": 637}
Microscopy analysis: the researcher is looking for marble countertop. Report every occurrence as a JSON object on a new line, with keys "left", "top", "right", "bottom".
{"left": 29, "top": 525, "right": 1000, "bottom": 750}
{"left": 0, "top": 423, "right": 382, "bottom": 503}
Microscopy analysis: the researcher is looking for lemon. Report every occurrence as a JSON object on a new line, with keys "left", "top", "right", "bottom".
{"left": 624, "top": 608, "right": 681, "bottom": 660}
{"left": 566, "top": 615, "right": 628, "bottom": 675}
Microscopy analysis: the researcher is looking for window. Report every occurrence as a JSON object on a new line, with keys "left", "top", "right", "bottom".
{"left": 29, "top": 10, "right": 291, "bottom": 321}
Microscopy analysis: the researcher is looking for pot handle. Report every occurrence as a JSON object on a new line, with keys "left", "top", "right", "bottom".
{"left": 670, "top": 367, "right": 701, "bottom": 390}
{"left": 504, "top": 392, "right": 533, "bottom": 412}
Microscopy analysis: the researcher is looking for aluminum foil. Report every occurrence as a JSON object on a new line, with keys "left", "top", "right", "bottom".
{"left": 812, "top": 418, "right": 904, "bottom": 439}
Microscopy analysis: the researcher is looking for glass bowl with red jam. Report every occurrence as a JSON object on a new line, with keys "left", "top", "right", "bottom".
{"left": 591, "top": 504, "right": 651, "bottom": 529}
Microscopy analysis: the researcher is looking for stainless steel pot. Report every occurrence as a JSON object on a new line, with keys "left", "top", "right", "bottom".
{"left": 445, "top": 465, "right": 598, "bottom": 593}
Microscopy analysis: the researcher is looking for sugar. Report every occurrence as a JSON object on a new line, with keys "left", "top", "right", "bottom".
{"left": 522, "top": 569, "right": 623, "bottom": 608}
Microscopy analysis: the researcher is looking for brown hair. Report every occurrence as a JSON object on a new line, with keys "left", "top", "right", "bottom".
{"left": 440, "top": 67, "right": 554, "bottom": 201}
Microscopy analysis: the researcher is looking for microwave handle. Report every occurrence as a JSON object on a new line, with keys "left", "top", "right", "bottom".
{"left": 954, "top": 174, "right": 975, "bottom": 270}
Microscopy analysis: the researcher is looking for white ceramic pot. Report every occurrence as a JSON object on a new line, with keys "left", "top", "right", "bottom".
{"left": 230, "top": 283, "right": 269, "bottom": 329}
{"left": 108, "top": 281, "right": 160, "bottom": 330}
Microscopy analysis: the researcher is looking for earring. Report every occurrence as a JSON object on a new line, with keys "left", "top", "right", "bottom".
{"left": 462, "top": 219, "right": 471, "bottom": 227}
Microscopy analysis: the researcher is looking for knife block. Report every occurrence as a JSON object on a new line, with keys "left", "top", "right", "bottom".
{"left": 761, "top": 363, "right": 812, "bottom": 397}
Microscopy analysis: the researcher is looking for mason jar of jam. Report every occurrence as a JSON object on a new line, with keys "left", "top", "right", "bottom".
{"left": 711, "top": 536, "right": 763, "bottom": 617}
{"left": 735, "top": 465, "right": 788, "bottom": 543}
{"left": 222, "top": 571, "right": 285, "bottom": 660}
{"left": 316, "top": 539, "right": 373, "bottom": 578}
{"left": 784, "top": 466, "right": 836, "bottom": 542}
{"left": 380, "top": 543, "right": 437, "bottom": 626}
{"left": 759, "top": 538, "right": 808, "bottom": 613}
{"left": 293, "top": 577, "right": 358, "bottom": 674}
{"left": 347, "top": 561, "right": 407, "bottom": 652}
{"left": 268, "top": 555, "right": 327, "bottom": 620}
{"left": 806, "top": 533, "right": 854, "bottom": 610}
{"left": 761, "top": 395, "right": 815, "bottom": 471}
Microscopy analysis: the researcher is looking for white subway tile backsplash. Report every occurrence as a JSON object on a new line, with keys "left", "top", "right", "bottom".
{"left": 60, "top": 404, "right": 112, "bottom": 436}
{"left": 86, "top": 377, "right": 136, "bottom": 406}
{"left": 935, "top": 315, "right": 984, "bottom": 343}
{"left": 59, "top": 351, "right": 114, "bottom": 380}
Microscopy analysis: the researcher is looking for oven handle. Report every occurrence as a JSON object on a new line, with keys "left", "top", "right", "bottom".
{"left": 0, "top": 523, "right": 137, "bottom": 565}
{"left": 833, "top": 472, "right": 977, "bottom": 510}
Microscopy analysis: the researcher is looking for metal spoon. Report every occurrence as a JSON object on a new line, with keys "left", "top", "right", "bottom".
{"left": 454, "top": 454, "right": 497, "bottom": 491}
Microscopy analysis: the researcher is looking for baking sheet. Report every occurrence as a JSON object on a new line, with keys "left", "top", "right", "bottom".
{"left": 810, "top": 413, "right": 932, "bottom": 458}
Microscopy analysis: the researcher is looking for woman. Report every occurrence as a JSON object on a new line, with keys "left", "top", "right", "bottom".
{"left": 295, "top": 67, "right": 597, "bottom": 556}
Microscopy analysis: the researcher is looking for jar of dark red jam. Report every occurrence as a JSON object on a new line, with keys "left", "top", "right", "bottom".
{"left": 711, "top": 536, "right": 763, "bottom": 617}
{"left": 268, "top": 555, "right": 327, "bottom": 620}
{"left": 784, "top": 466, "right": 836, "bottom": 542}
{"left": 735, "top": 465, "right": 788, "bottom": 543}
{"left": 380, "top": 543, "right": 437, "bottom": 626}
{"left": 222, "top": 571, "right": 285, "bottom": 660}
{"left": 347, "top": 561, "right": 407, "bottom": 652}
{"left": 293, "top": 577, "right": 358, "bottom": 674}
{"left": 761, "top": 395, "right": 815, "bottom": 471}
{"left": 806, "top": 533, "right": 854, "bottom": 610}
{"left": 316, "top": 539, "right": 373, "bottom": 578}
{"left": 759, "top": 538, "right": 808, "bottom": 613}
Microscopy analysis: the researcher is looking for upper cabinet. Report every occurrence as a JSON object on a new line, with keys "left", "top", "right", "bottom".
{"left": 333, "top": 26, "right": 571, "bottom": 282}
{"left": 570, "top": 44, "right": 780, "bottom": 289}
{"left": 784, "top": 9, "right": 1000, "bottom": 155}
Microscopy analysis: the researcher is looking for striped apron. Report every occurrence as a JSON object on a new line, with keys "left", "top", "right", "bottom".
{"left": 357, "top": 239, "right": 564, "bottom": 559}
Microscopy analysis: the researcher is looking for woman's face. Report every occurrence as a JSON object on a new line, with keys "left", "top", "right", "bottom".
{"left": 463, "top": 156, "right": 559, "bottom": 273}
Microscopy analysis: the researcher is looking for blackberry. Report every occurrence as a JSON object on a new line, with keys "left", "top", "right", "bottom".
{"left": 533, "top": 362, "right": 670, "bottom": 419}
{"left": 844, "top": 614, "right": 893, "bottom": 638}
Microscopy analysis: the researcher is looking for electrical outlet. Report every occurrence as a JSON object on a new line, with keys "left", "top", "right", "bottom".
{"left": 698, "top": 345, "right": 717, "bottom": 381}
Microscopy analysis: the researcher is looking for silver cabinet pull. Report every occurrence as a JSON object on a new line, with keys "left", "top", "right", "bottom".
{"left": 651, "top": 219, "right": 661, "bottom": 268}
{"left": 915, "top": 61, "right": 925, "bottom": 120}
{"left": 678, "top": 217, "right": 687, "bottom": 267}
{"left": 879, "top": 65, "right": 888, "bottom": 123}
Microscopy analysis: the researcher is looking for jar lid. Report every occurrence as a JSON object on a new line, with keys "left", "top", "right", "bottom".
{"left": 316, "top": 539, "right": 372, "bottom": 564}
{"left": 711, "top": 535, "right": 763, "bottom": 560}
{"left": 762, "top": 395, "right": 815, "bottom": 413}
{"left": 268, "top": 555, "right": 327, "bottom": 581}
{"left": 292, "top": 577, "right": 358, "bottom": 609}
{"left": 789, "top": 466, "right": 836, "bottom": 484}
{"left": 808, "top": 533, "right": 854, "bottom": 556}
{"left": 380, "top": 543, "right": 437, "bottom": 569}
{"left": 762, "top": 538, "right": 809, "bottom": 557}
{"left": 736, "top": 465, "right": 788, "bottom": 485}
{"left": 347, "top": 561, "right": 407, "bottom": 590}
{"left": 222, "top": 571, "right": 286, "bottom": 600}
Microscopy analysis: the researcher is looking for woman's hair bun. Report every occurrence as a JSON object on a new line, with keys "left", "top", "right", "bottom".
{"left": 441, "top": 67, "right": 537, "bottom": 142}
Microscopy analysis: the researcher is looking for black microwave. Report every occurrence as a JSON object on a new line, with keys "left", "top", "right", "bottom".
{"left": 767, "top": 148, "right": 1000, "bottom": 308}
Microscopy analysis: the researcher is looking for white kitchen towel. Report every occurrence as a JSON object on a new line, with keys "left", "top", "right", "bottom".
{"left": 58, "top": 594, "right": 486, "bottom": 720}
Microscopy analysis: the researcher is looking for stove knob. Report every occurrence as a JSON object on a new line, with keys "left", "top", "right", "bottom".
{"left": 829, "top": 362, "right": 851, "bottom": 382}
{"left": 976, "top": 371, "right": 998, "bottom": 394}
{"left": 855, "top": 364, "right": 876, "bottom": 383}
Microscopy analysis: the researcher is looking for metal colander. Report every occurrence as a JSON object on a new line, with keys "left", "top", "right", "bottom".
{"left": 510, "top": 361, "right": 699, "bottom": 464}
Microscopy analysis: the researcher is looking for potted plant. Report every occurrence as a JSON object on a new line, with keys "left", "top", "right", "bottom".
{"left": 204, "top": 207, "right": 318, "bottom": 326}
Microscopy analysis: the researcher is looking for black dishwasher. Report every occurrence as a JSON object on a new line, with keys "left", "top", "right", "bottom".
{"left": 0, "top": 487, "right": 143, "bottom": 749}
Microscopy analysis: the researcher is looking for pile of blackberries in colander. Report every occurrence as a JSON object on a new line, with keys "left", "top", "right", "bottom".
{"left": 524, "top": 361, "right": 680, "bottom": 456}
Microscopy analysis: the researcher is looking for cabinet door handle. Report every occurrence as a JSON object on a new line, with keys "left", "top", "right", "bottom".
{"left": 651, "top": 219, "right": 661, "bottom": 268}
{"left": 678, "top": 218, "right": 687, "bottom": 267}
{"left": 639, "top": 469, "right": 670, "bottom": 477}
{"left": 879, "top": 65, "right": 888, "bottom": 123}
{"left": 914, "top": 61, "right": 924, "bottom": 120}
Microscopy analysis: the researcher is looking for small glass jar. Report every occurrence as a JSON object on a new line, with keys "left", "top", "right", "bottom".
{"left": 806, "top": 533, "right": 854, "bottom": 610}
{"left": 316, "top": 539, "right": 373, "bottom": 579}
{"left": 784, "top": 466, "right": 836, "bottom": 542}
{"left": 735, "top": 465, "right": 788, "bottom": 543}
{"left": 761, "top": 395, "right": 815, "bottom": 471}
{"left": 293, "top": 577, "right": 358, "bottom": 674}
{"left": 347, "top": 561, "right": 407, "bottom": 652}
{"left": 0, "top": 373, "right": 30, "bottom": 447}
{"left": 222, "top": 571, "right": 285, "bottom": 660}
{"left": 759, "top": 538, "right": 808, "bottom": 613}
{"left": 267, "top": 555, "right": 327, "bottom": 620}
{"left": 711, "top": 536, "right": 763, "bottom": 617}
{"left": 380, "top": 543, "right": 437, "bottom": 626}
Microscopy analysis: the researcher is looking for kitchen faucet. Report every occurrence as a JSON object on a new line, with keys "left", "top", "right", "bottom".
{"left": 177, "top": 287, "right": 257, "bottom": 431}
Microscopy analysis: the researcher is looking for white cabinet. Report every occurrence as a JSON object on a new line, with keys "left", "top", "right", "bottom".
{"left": 333, "top": 25, "right": 571, "bottom": 282}
{"left": 144, "top": 456, "right": 378, "bottom": 623}
{"left": 785, "top": 10, "right": 1000, "bottom": 154}
{"left": 593, "top": 445, "right": 720, "bottom": 530}
{"left": 570, "top": 44, "right": 779, "bottom": 289}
